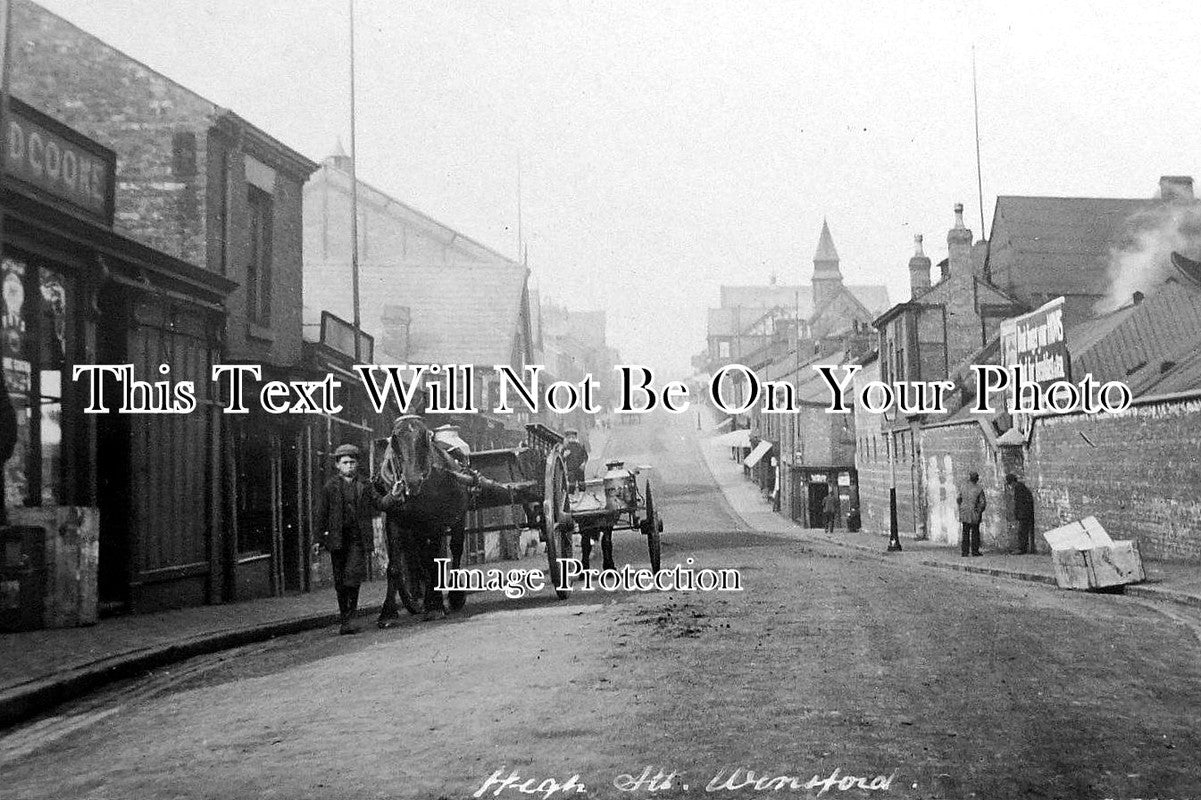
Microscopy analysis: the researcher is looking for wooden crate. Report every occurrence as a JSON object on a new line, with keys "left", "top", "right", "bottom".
{"left": 1044, "top": 516, "right": 1145, "bottom": 590}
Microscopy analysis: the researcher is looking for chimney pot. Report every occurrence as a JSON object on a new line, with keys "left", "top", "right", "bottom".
{"left": 1159, "top": 175, "right": 1194, "bottom": 202}
{"left": 947, "top": 203, "right": 974, "bottom": 277}
{"left": 909, "top": 234, "right": 932, "bottom": 298}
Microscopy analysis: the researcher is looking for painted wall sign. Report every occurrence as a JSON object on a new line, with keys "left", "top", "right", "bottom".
{"left": 999, "top": 296, "right": 1069, "bottom": 386}
{"left": 4, "top": 98, "right": 115, "bottom": 225}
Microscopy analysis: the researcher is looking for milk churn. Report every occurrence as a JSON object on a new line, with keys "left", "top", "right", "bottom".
{"left": 603, "top": 460, "right": 636, "bottom": 511}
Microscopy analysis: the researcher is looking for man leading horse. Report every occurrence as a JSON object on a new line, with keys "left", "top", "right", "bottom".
{"left": 374, "top": 415, "right": 517, "bottom": 624}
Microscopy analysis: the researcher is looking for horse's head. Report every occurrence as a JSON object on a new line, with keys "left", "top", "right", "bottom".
{"left": 381, "top": 414, "right": 434, "bottom": 501}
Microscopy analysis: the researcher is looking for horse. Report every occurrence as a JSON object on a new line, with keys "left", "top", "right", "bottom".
{"left": 374, "top": 415, "right": 471, "bottom": 623}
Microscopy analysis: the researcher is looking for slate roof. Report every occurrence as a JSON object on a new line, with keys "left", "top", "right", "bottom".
{"left": 1133, "top": 346, "right": 1201, "bottom": 396}
{"left": 988, "top": 196, "right": 1153, "bottom": 297}
{"left": 719, "top": 284, "right": 812, "bottom": 311}
{"left": 707, "top": 307, "right": 739, "bottom": 337}
{"left": 715, "top": 284, "right": 890, "bottom": 324}
{"left": 765, "top": 348, "right": 853, "bottom": 404}
{"left": 1069, "top": 276, "right": 1201, "bottom": 392}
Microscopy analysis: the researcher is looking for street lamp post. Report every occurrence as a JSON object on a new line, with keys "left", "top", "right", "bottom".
{"left": 883, "top": 408, "right": 902, "bottom": 552}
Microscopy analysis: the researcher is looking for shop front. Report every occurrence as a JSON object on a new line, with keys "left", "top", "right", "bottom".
{"left": 789, "top": 466, "right": 859, "bottom": 530}
{"left": 1, "top": 99, "right": 233, "bottom": 621}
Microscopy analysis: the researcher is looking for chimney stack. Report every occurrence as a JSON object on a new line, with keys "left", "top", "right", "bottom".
{"left": 1159, "top": 176, "right": 1195, "bottom": 203}
{"left": 909, "top": 234, "right": 931, "bottom": 298}
{"left": 946, "top": 203, "right": 973, "bottom": 278}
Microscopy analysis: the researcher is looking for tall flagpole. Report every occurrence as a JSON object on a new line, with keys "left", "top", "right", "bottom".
{"left": 972, "top": 45, "right": 986, "bottom": 238}
{"left": 516, "top": 153, "right": 523, "bottom": 260}
{"left": 349, "top": 0, "right": 362, "bottom": 362}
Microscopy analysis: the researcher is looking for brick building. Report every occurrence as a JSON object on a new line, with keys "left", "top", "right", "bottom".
{"left": 863, "top": 205, "right": 1024, "bottom": 540}
{"left": 303, "top": 148, "right": 536, "bottom": 448}
{"left": 857, "top": 180, "right": 1201, "bottom": 563}
{"left": 10, "top": 0, "right": 319, "bottom": 610}
{"left": 755, "top": 346, "right": 865, "bottom": 529}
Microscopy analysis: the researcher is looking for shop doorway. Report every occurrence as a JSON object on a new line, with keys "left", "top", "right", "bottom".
{"left": 94, "top": 291, "right": 131, "bottom": 614}
{"left": 279, "top": 429, "right": 303, "bottom": 593}
{"left": 807, "top": 481, "right": 830, "bottom": 528}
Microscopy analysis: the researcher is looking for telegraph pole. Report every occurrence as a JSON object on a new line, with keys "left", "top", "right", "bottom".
{"left": 348, "top": 0, "right": 362, "bottom": 362}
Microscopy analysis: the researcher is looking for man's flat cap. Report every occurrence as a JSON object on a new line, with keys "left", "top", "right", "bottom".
{"left": 334, "top": 443, "right": 361, "bottom": 459}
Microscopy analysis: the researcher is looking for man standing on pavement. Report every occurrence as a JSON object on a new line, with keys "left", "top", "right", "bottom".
{"left": 563, "top": 428, "right": 588, "bottom": 490}
{"left": 314, "top": 444, "right": 384, "bottom": 635}
{"left": 1006, "top": 473, "right": 1036, "bottom": 554}
{"left": 958, "top": 470, "right": 987, "bottom": 557}
{"left": 823, "top": 487, "right": 838, "bottom": 533}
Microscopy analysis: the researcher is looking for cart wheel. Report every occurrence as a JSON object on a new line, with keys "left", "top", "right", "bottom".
{"left": 643, "top": 480, "right": 662, "bottom": 573}
{"left": 543, "top": 448, "right": 575, "bottom": 599}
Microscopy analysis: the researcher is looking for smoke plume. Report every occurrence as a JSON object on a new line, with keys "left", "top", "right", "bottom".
{"left": 1097, "top": 200, "right": 1201, "bottom": 314}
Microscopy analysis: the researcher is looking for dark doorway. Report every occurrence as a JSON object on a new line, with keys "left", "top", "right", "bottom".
{"left": 807, "top": 481, "right": 830, "bottom": 528}
{"left": 279, "top": 429, "right": 303, "bottom": 593}
{"left": 95, "top": 291, "right": 131, "bottom": 615}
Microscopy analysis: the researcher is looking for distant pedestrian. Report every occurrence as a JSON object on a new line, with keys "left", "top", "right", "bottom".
{"left": 314, "top": 443, "right": 385, "bottom": 635}
{"left": 958, "top": 471, "right": 987, "bottom": 557}
{"left": 1006, "top": 473, "right": 1036, "bottom": 554}
{"left": 823, "top": 489, "right": 838, "bottom": 533}
{"left": 562, "top": 428, "right": 588, "bottom": 489}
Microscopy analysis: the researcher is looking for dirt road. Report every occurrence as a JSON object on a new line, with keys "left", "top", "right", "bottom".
{"left": 4, "top": 413, "right": 1200, "bottom": 799}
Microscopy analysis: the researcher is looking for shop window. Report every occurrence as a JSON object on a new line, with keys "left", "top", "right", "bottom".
{"left": 247, "top": 185, "right": 273, "bottom": 325}
{"left": 3, "top": 256, "right": 70, "bottom": 507}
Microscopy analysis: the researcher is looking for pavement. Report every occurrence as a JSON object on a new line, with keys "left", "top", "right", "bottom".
{"left": 695, "top": 413, "right": 1201, "bottom": 613}
{"left": 2, "top": 414, "right": 1199, "bottom": 730}
{"left": 0, "top": 423, "right": 617, "bottom": 730}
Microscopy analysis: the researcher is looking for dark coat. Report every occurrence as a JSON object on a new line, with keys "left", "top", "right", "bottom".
{"left": 957, "top": 481, "right": 987, "bottom": 524}
{"left": 563, "top": 440, "right": 588, "bottom": 480}
{"left": 314, "top": 475, "right": 383, "bottom": 552}
{"left": 1012, "top": 481, "right": 1035, "bottom": 522}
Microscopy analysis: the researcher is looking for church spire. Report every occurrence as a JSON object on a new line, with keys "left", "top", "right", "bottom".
{"left": 325, "top": 137, "right": 352, "bottom": 172}
{"left": 812, "top": 218, "right": 843, "bottom": 309}
{"left": 814, "top": 218, "right": 840, "bottom": 263}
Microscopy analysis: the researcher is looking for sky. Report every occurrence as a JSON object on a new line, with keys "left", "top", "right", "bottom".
{"left": 33, "top": 0, "right": 1201, "bottom": 378}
